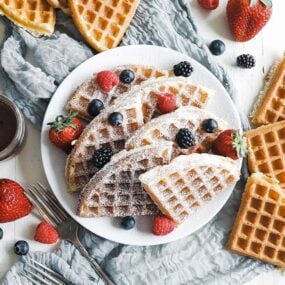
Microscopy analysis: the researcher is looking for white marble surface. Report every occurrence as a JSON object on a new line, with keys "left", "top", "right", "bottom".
{"left": 0, "top": 0, "right": 285, "bottom": 283}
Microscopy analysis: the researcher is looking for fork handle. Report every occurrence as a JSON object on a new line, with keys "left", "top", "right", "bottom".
{"left": 74, "top": 241, "right": 116, "bottom": 285}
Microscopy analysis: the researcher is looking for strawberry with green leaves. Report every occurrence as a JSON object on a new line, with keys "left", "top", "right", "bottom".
{"left": 213, "top": 129, "right": 247, "bottom": 160}
{"left": 48, "top": 113, "right": 83, "bottom": 152}
{"left": 227, "top": 0, "right": 272, "bottom": 42}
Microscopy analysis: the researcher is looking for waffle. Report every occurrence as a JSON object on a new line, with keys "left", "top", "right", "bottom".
{"left": 66, "top": 77, "right": 211, "bottom": 193}
{"left": 126, "top": 106, "right": 227, "bottom": 154}
{"left": 66, "top": 65, "right": 171, "bottom": 121}
{"left": 68, "top": 0, "right": 141, "bottom": 51}
{"left": 251, "top": 55, "right": 285, "bottom": 126}
{"left": 139, "top": 153, "right": 240, "bottom": 224}
{"left": 47, "top": 0, "right": 69, "bottom": 14}
{"left": 227, "top": 173, "right": 285, "bottom": 268}
{"left": 244, "top": 120, "right": 285, "bottom": 188}
{"left": 78, "top": 143, "right": 177, "bottom": 217}
{"left": 0, "top": 0, "right": 55, "bottom": 36}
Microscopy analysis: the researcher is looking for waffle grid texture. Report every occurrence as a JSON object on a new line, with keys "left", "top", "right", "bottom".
{"left": 227, "top": 173, "right": 285, "bottom": 267}
{"left": 65, "top": 65, "right": 171, "bottom": 121}
{"left": 252, "top": 55, "right": 285, "bottom": 126}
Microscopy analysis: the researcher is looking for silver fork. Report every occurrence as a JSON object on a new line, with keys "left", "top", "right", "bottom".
{"left": 25, "top": 183, "right": 115, "bottom": 285}
{"left": 21, "top": 259, "right": 72, "bottom": 285}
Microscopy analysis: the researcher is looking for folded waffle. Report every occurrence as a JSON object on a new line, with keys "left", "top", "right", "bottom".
{"left": 139, "top": 153, "right": 240, "bottom": 224}
{"left": 244, "top": 120, "right": 285, "bottom": 188}
{"left": 126, "top": 106, "right": 227, "bottom": 154}
{"left": 78, "top": 143, "right": 178, "bottom": 217}
{"left": 251, "top": 54, "right": 285, "bottom": 125}
{"left": 0, "top": 0, "right": 55, "bottom": 36}
{"left": 66, "top": 77, "right": 211, "bottom": 193}
{"left": 227, "top": 173, "right": 285, "bottom": 268}
{"left": 66, "top": 65, "right": 171, "bottom": 121}
{"left": 69, "top": 0, "right": 141, "bottom": 51}
{"left": 47, "top": 0, "right": 69, "bottom": 14}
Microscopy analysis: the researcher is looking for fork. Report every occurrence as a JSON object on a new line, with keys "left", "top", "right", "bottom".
{"left": 21, "top": 259, "right": 72, "bottom": 285}
{"left": 25, "top": 183, "right": 115, "bottom": 285}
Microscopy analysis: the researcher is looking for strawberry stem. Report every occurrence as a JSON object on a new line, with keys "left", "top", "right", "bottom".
{"left": 47, "top": 112, "right": 78, "bottom": 131}
{"left": 231, "top": 131, "right": 248, "bottom": 158}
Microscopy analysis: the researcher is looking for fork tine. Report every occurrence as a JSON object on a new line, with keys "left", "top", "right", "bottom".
{"left": 21, "top": 272, "right": 43, "bottom": 285}
{"left": 25, "top": 186, "right": 60, "bottom": 227}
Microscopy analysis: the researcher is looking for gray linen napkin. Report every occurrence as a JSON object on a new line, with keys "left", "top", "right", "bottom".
{"left": 1, "top": 1, "right": 272, "bottom": 284}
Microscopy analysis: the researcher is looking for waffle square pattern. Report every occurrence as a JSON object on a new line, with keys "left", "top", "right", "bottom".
{"left": 227, "top": 173, "right": 285, "bottom": 267}
{"left": 139, "top": 153, "right": 240, "bottom": 224}
{"left": 245, "top": 120, "right": 285, "bottom": 188}
{"left": 69, "top": 0, "right": 141, "bottom": 51}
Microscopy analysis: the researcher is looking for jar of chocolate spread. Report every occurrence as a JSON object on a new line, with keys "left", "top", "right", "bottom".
{"left": 0, "top": 95, "right": 26, "bottom": 161}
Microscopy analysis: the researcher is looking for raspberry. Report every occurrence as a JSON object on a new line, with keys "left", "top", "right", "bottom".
{"left": 34, "top": 222, "right": 60, "bottom": 244}
{"left": 96, "top": 71, "right": 119, "bottom": 93}
{"left": 157, "top": 93, "right": 176, "bottom": 114}
{"left": 152, "top": 215, "right": 175, "bottom": 236}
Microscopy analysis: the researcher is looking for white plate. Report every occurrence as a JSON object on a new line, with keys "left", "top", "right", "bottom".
{"left": 41, "top": 45, "right": 241, "bottom": 246}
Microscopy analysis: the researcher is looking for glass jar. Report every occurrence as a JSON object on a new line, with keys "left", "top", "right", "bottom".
{"left": 0, "top": 95, "right": 26, "bottom": 161}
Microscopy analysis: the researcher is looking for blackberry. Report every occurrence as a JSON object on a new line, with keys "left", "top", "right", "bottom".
{"left": 175, "top": 128, "right": 196, "bottom": 148}
{"left": 173, "top": 61, "right": 194, "bottom": 77}
{"left": 92, "top": 147, "right": 113, "bottom": 169}
{"left": 237, "top": 54, "right": 256, "bottom": 69}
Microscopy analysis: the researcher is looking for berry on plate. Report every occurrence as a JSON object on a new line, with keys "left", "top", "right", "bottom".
{"left": 157, "top": 93, "right": 176, "bottom": 114}
{"left": 152, "top": 215, "right": 175, "bottom": 236}
{"left": 173, "top": 61, "right": 194, "bottom": 77}
{"left": 48, "top": 113, "right": 84, "bottom": 152}
{"left": 198, "top": 0, "right": 219, "bottom": 10}
{"left": 175, "top": 128, "right": 196, "bottom": 148}
{"left": 209, "top": 40, "right": 225, "bottom": 56}
{"left": 34, "top": 222, "right": 60, "bottom": 244}
{"left": 213, "top": 129, "right": 247, "bottom": 160}
{"left": 121, "top": 216, "right": 136, "bottom": 230}
{"left": 227, "top": 0, "right": 272, "bottom": 42}
{"left": 92, "top": 147, "right": 113, "bottom": 169}
{"left": 87, "top": 99, "right": 104, "bottom": 117}
{"left": 236, "top": 54, "right": 256, "bottom": 69}
{"left": 14, "top": 240, "right": 29, "bottom": 256}
{"left": 0, "top": 179, "right": 32, "bottom": 223}
{"left": 96, "top": 71, "right": 119, "bottom": 93}
{"left": 0, "top": 228, "right": 3, "bottom": 240}
{"left": 108, "top": 112, "right": 123, "bottom": 126}
{"left": 202, "top": 118, "right": 218, "bottom": 133}
{"left": 119, "top": 69, "right": 135, "bottom": 84}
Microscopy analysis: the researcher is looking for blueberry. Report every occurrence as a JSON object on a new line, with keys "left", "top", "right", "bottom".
{"left": 120, "top": 69, "right": 135, "bottom": 84}
{"left": 108, "top": 112, "right": 123, "bottom": 126}
{"left": 14, "top": 240, "right": 29, "bottom": 256}
{"left": 121, "top": 216, "right": 136, "bottom": 230}
{"left": 209, "top": 40, "right": 225, "bottom": 56}
{"left": 202, "top": 119, "right": 218, "bottom": 133}
{"left": 0, "top": 228, "right": 3, "bottom": 240}
{"left": 87, "top": 99, "right": 104, "bottom": 117}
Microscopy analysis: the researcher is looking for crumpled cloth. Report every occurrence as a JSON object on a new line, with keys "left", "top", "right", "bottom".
{"left": 0, "top": 0, "right": 272, "bottom": 284}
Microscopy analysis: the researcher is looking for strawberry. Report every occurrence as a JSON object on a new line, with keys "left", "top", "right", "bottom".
{"left": 0, "top": 179, "right": 32, "bottom": 223}
{"left": 157, "top": 93, "right": 176, "bottom": 114}
{"left": 213, "top": 129, "right": 247, "bottom": 160}
{"left": 152, "top": 215, "right": 175, "bottom": 236}
{"left": 198, "top": 0, "right": 219, "bottom": 10}
{"left": 34, "top": 222, "right": 60, "bottom": 244}
{"left": 227, "top": 0, "right": 272, "bottom": 42}
{"left": 96, "top": 71, "right": 119, "bottom": 93}
{"left": 48, "top": 113, "right": 83, "bottom": 153}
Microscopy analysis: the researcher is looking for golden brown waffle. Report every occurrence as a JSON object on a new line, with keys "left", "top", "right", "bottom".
{"left": 139, "top": 153, "right": 240, "bottom": 224}
{"left": 78, "top": 143, "right": 177, "bottom": 217}
{"left": 251, "top": 55, "right": 285, "bottom": 126}
{"left": 126, "top": 106, "right": 227, "bottom": 154}
{"left": 66, "top": 65, "right": 171, "bottom": 121}
{"left": 245, "top": 120, "right": 285, "bottom": 188}
{"left": 227, "top": 173, "right": 285, "bottom": 268}
{"left": 0, "top": 0, "right": 55, "bottom": 36}
{"left": 66, "top": 77, "right": 211, "bottom": 193}
{"left": 68, "top": 0, "right": 141, "bottom": 51}
{"left": 47, "top": 0, "right": 69, "bottom": 14}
